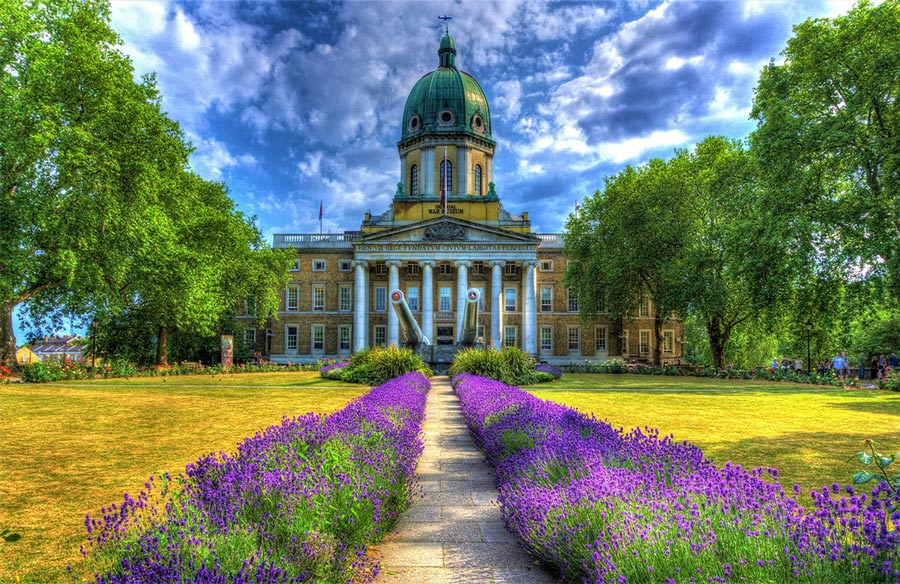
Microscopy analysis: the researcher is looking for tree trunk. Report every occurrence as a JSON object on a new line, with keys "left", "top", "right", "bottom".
{"left": 652, "top": 313, "right": 663, "bottom": 367}
{"left": 156, "top": 325, "right": 176, "bottom": 366}
{"left": 707, "top": 315, "right": 726, "bottom": 370}
{"left": 1, "top": 302, "right": 19, "bottom": 373}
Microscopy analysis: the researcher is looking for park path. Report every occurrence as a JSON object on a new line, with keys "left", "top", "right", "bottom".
{"left": 373, "top": 376, "right": 559, "bottom": 584}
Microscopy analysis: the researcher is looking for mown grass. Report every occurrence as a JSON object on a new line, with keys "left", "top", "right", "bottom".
{"left": 529, "top": 373, "right": 900, "bottom": 502}
{"left": 0, "top": 372, "right": 365, "bottom": 583}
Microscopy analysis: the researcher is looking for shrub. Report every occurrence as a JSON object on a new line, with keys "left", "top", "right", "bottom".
{"left": 449, "top": 347, "right": 556, "bottom": 386}
{"left": 339, "top": 346, "right": 432, "bottom": 386}
{"left": 448, "top": 347, "right": 508, "bottom": 382}
{"left": 534, "top": 364, "right": 562, "bottom": 379}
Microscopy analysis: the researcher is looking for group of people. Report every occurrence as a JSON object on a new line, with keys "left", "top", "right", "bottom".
{"left": 770, "top": 356, "right": 804, "bottom": 374}
{"left": 811, "top": 351, "right": 898, "bottom": 380}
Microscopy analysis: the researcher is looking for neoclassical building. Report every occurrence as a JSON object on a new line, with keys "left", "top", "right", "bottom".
{"left": 240, "top": 31, "right": 683, "bottom": 365}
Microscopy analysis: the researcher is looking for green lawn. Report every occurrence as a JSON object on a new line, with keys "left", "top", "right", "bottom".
{"left": 0, "top": 372, "right": 366, "bottom": 583}
{"left": 529, "top": 373, "right": 900, "bottom": 503}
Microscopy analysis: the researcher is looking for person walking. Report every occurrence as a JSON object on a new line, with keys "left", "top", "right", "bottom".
{"left": 871, "top": 355, "right": 880, "bottom": 380}
{"left": 858, "top": 353, "right": 866, "bottom": 380}
{"left": 890, "top": 353, "right": 898, "bottom": 370}
{"left": 832, "top": 352, "right": 845, "bottom": 379}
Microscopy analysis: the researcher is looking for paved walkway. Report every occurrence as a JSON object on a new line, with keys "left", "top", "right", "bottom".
{"left": 373, "top": 376, "right": 558, "bottom": 584}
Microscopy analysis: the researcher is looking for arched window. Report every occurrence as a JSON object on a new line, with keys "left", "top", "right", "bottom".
{"left": 410, "top": 164, "right": 418, "bottom": 195}
{"left": 440, "top": 160, "right": 453, "bottom": 193}
{"left": 474, "top": 164, "right": 483, "bottom": 195}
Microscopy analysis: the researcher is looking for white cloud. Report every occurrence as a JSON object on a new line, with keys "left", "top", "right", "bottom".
{"left": 189, "top": 135, "right": 255, "bottom": 181}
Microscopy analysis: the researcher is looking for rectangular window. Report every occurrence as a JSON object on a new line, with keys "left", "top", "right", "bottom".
{"left": 662, "top": 330, "right": 674, "bottom": 354}
{"left": 439, "top": 287, "right": 452, "bottom": 312}
{"left": 286, "top": 325, "right": 298, "bottom": 351}
{"left": 286, "top": 287, "right": 299, "bottom": 312}
{"left": 374, "top": 263, "right": 388, "bottom": 276}
{"left": 540, "top": 287, "right": 553, "bottom": 312}
{"left": 243, "top": 297, "right": 257, "bottom": 317}
{"left": 505, "top": 287, "right": 517, "bottom": 312}
{"left": 568, "top": 326, "right": 581, "bottom": 351}
{"left": 595, "top": 326, "right": 608, "bottom": 352}
{"left": 640, "top": 330, "right": 651, "bottom": 355}
{"left": 639, "top": 296, "right": 650, "bottom": 317}
{"left": 339, "top": 325, "right": 351, "bottom": 351}
{"left": 339, "top": 259, "right": 352, "bottom": 272}
{"left": 568, "top": 289, "right": 579, "bottom": 312}
{"left": 374, "top": 326, "right": 386, "bottom": 347}
{"left": 243, "top": 328, "right": 257, "bottom": 352}
{"left": 540, "top": 326, "right": 553, "bottom": 352}
{"left": 375, "top": 287, "right": 387, "bottom": 312}
{"left": 622, "top": 330, "right": 629, "bottom": 356}
{"left": 312, "top": 324, "right": 324, "bottom": 351}
{"left": 477, "top": 325, "right": 485, "bottom": 342}
{"left": 504, "top": 326, "right": 517, "bottom": 348}
{"left": 407, "top": 286, "right": 419, "bottom": 311}
{"left": 289, "top": 259, "right": 300, "bottom": 272}
{"left": 312, "top": 259, "right": 326, "bottom": 272}
{"left": 406, "top": 262, "right": 420, "bottom": 276}
{"left": 439, "top": 262, "right": 453, "bottom": 275}
{"left": 312, "top": 286, "right": 325, "bottom": 311}
{"left": 339, "top": 286, "right": 352, "bottom": 312}
{"left": 504, "top": 263, "right": 518, "bottom": 277}
{"left": 472, "top": 262, "right": 485, "bottom": 275}
{"left": 540, "top": 260, "right": 553, "bottom": 272}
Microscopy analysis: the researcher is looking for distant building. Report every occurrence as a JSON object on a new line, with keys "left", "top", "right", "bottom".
{"left": 15, "top": 345, "right": 37, "bottom": 365}
{"left": 26, "top": 336, "right": 87, "bottom": 363}
{"left": 239, "top": 31, "right": 683, "bottom": 365}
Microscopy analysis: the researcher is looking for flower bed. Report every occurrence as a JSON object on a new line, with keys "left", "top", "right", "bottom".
{"left": 452, "top": 373, "right": 900, "bottom": 583}
{"left": 80, "top": 371, "right": 430, "bottom": 583}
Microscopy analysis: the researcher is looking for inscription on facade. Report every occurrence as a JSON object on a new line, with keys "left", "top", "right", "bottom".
{"left": 428, "top": 204, "right": 464, "bottom": 215}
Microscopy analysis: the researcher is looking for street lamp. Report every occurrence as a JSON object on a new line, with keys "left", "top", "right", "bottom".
{"left": 805, "top": 319, "right": 812, "bottom": 374}
{"left": 90, "top": 320, "right": 98, "bottom": 368}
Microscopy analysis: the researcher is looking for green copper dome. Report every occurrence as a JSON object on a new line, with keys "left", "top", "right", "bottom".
{"left": 400, "top": 33, "right": 493, "bottom": 144}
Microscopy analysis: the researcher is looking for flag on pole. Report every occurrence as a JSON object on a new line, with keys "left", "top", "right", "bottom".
{"left": 575, "top": 200, "right": 580, "bottom": 218}
{"left": 441, "top": 147, "right": 447, "bottom": 216}
{"left": 318, "top": 200, "right": 323, "bottom": 234}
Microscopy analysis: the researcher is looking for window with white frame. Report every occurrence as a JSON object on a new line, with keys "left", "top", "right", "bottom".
{"left": 286, "top": 325, "right": 298, "bottom": 351}
{"left": 374, "top": 263, "right": 388, "bottom": 276}
{"left": 622, "top": 330, "right": 629, "bottom": 356}
{"left": 243, "top": 328, "right": 256, "bottom": 352}
{"left": 243, "top": 297, "right": 256, "bottom": 317}
{"left": 504, "top": 263, "right": 518, "bottom": 277}
{"left": 639, "top": 295, "right": 650, "bottom": 317}
{"left": 374, "top": 326, "right": 386, "bottom": 347}
{"left": 339, "top": 259, "right": 352, "bottom": 272}
{"left": 640, "top": 330, "right": 651, "bottom": 355}
{"left": 289, "top": 259, "right": 300, "bottom": 272}
{"left": 540, "top": 326, "right": 553, "bottom": 352}
{"left": 375, "top": 287, "right": 387, "bottom": 312}
{"left": 339, "top": 286, "right": 352, "bottom": 312}
{"left": 568, "top": 326, "right": 581, "bottom": 352}
{"left": 568, "top": 289, "right": 579, "bottom": 312}
{"left": 286, "top": 286, "right": 299, "bottom": 312}
{"left": 440, "top": 159, "right": 453, "bottom": 192}
{"left": 595, "top": 326, "right": 608, "bottom": 352}
{"left": 312, "top": 286, "right": 325, "bottom": 311}
{"left": 439, "top": 262, "right": 453, "bottom": 275}
{"left": 540, "top": 260, "right": 553, "bottom": 272}
{"left": 505, "top": 287, "right": 517, "bottom": 312}
{"left": 410, "top": 164, "right": 419, "bottom": 195}
{"left": 339, "top": 325, "right": 351, "bottom": 352}
{"left": 439, "top": 287, "right": 452, "bottom": 312}
{"left": 312, "top": 324, "right": 324, "bottom": 351}
{"left": 662, "top": 330, "right": 674, "bottom": 354}
{"left": 504, "top": 326, "right": 517, "bottom": 348}
{"left": 312, "top": 259, "right": 326, "bottom": 272}
{"left": 471, "top": 262, "right": 485, "bottom": 275}
{"left": 541, "top": 287, "right": 553, "bottom": 312}
{"left": 406, "top": 262, "right": 420, "bottom": 276}
{"left": 407, "top": 286, "right": 419, "bottom": 311}
{"left": 474, "top": 164, "right": 483, "bottom": 195}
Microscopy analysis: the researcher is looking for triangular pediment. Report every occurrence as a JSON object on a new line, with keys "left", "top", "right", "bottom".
{"left": 354, "top": 217, "right": 539, "bottom": 245}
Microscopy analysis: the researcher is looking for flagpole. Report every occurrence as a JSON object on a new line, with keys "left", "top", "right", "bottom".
{"left": 443, "top": 147, "right": 447, "bottom": 216}
{"left": 319, "top": 200, "right": 323, "bottom": 234}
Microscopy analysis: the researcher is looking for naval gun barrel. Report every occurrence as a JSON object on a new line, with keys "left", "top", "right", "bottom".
{"left": 459, "top": 288, "right": 481, "bottom": 346}
{"left": 390, "top": 289, "right": 430, "bottom": 347}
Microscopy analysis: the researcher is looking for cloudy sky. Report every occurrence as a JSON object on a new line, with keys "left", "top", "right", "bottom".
{"left": 107, "top": 0, "right": 857, "bottom": 238}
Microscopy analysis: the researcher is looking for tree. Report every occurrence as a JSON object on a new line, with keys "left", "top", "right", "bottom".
{"left": 0, "top": 0, "right": 193, "bottom": 370}
{"left": 750, "top": 0, "right": 900, "bottom": 301}
{"left": 564, "top": 159, "right": 690, "bottom": 366}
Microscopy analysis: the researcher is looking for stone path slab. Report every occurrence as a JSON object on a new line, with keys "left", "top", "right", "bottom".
{"left": 373, "top": 376, "right": 559, "bottom": 583}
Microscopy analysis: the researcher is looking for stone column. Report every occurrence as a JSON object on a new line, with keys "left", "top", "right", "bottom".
{"left": 454, "top": 260, "right": 471, "bottom": 342}
{"left": 523, "top": 260, "right": 538, "bottom": 355}
{"left": 458, "top": 146, "right": 468, "bottom": 195}
{"left": 386, "top": 260, "right": 402, "bottom": 346}
{"left": 419, "top": 260, "right": 436, "bottom": 344}
{"left": 489, "top": 261, "right": 505, "bottom": 348}
{"left": 352, "top": 260, "right": 368, "bottom": 351}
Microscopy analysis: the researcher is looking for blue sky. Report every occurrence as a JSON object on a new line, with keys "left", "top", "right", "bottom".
{"left": 19, "top": 0, "right": 859, "bottom": 340}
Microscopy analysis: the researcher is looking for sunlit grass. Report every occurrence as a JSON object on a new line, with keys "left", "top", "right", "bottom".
{"left": 0, "top": 372, "right": 365, "bottom": 583}
{"left": 529, "top": 374, "right": 900, "bottom": 503}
